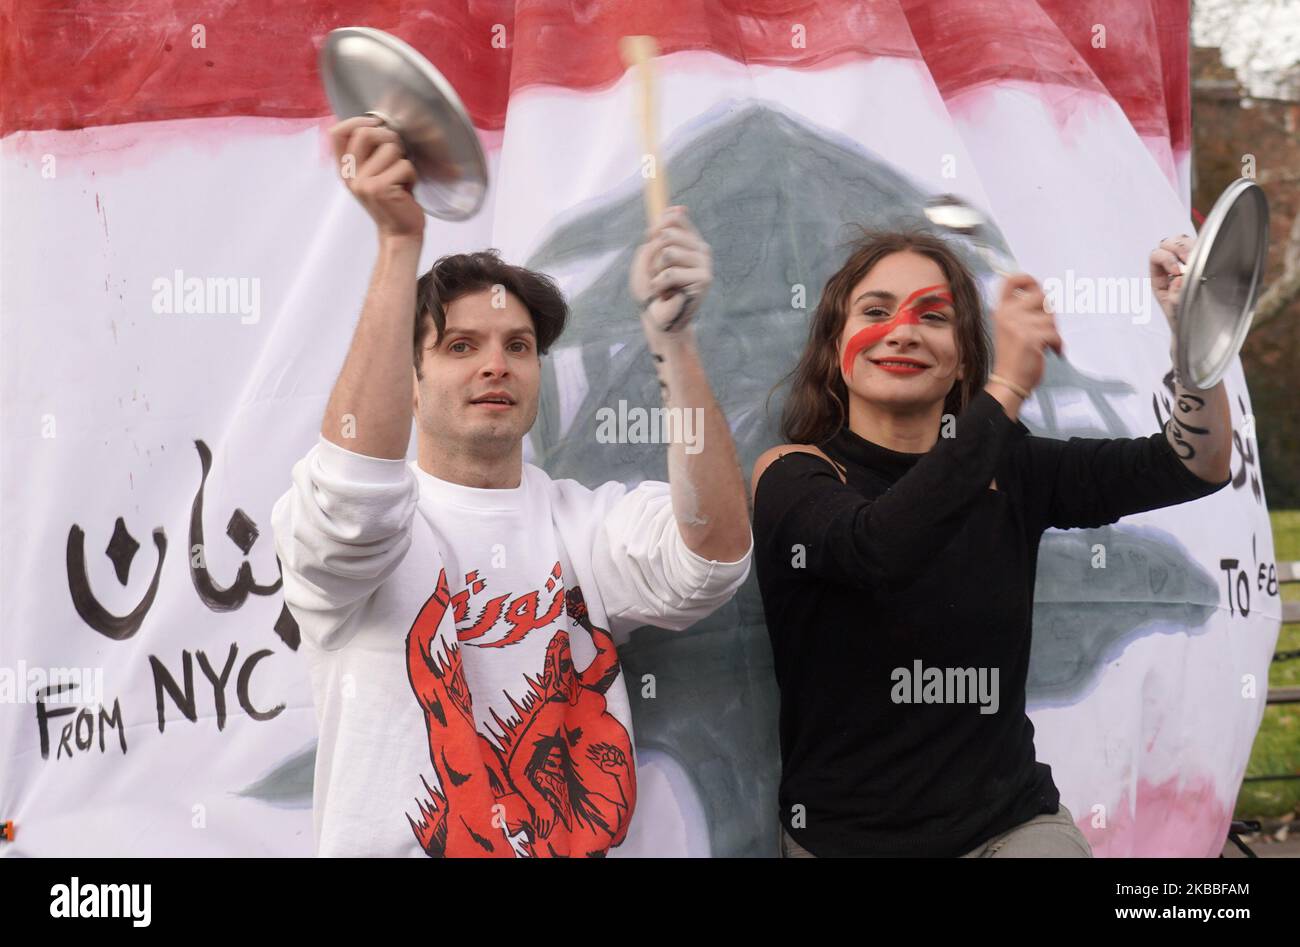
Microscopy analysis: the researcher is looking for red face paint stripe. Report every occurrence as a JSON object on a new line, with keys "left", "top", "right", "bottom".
{"left": 840, "top": 285, "right": 952, "bottom": 377}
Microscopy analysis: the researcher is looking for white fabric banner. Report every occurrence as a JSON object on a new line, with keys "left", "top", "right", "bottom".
{"left": 0, "top": 9, "right": 1280, "bottom": 857}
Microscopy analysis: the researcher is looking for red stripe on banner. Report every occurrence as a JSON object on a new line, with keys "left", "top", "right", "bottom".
{"left": 1153, "top": 0, "right": 1192, "bottom": 154}
{"left": 2, "top": 0, "right": 1188, "bottom": 150}
{"left": 0, "top": 0, "right": 917, "bottom": 135}
{"left": 1040, "top": 0, "right": 1190, "bottom": 152}
{"left": 901, "top": 0, "right": 1101, "bottom": 99}
{"left": 902, "top": 0, "right": 1189, "bottom": 151}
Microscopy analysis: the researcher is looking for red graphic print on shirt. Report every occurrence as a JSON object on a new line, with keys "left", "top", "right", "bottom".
{"left": 404, "top": 564, "right": 635, "bottom": 857}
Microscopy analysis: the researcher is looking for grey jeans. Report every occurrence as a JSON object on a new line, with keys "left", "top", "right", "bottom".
{"left": 780, "top": 805, "right": 1093, "bottom": 858}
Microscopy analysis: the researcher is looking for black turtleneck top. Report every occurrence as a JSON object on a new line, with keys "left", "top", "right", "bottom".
{"left": 752, "top": 388, "right": 1230, "bottom": 857}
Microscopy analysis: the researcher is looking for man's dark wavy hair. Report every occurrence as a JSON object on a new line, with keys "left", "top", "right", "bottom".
{"left": 413, "top": 249, "right": 568, "bottom": 379}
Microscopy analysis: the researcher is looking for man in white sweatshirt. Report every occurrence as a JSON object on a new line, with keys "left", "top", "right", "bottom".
{"left": 271, "top": 116, "right": 753, "bottom": 857}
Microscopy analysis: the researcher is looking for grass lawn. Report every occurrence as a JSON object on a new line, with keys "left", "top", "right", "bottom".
{"left": 1235, "top": 510, "right": 1300, "bottom": 821}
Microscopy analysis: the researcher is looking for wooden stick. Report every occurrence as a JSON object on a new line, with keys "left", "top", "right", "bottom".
{"left": 619, "top": 35, "right": 668, "bottom": 225}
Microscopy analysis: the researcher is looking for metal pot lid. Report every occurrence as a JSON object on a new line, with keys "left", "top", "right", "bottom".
{"left": 1175, "top": 178, "right": 1269, "bottom": 389}
{"left": 923, "top": 194, "right": 1016, "bottom": 278}
{"left": 319, "top": 27, "right": 488, "bottom": 221}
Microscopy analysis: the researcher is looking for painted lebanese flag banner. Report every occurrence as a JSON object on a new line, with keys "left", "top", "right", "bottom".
{"left": 0, "top": 1, "right": 1278, "bottom": 857}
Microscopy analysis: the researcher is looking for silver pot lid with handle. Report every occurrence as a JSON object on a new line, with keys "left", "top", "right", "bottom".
{"left": 1175, "top": 178, "right": 1269, "bottom": 390}
{"left": 319, "top": 27, "right": 488, "bottom": 221}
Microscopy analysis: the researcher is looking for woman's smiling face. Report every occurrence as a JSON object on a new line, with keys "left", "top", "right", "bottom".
{"left": 838, "top": 250, "right": 964, "bottom": 412}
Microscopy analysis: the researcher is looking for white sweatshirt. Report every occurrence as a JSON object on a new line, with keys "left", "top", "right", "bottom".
{"left": 271, "top": 436, "right": 751, "bottom": 857}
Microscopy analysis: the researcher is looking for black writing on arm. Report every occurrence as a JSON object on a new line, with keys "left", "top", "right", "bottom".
{"left": 1166, "top": 383, "right": 1208, "bottom": 460}
{"left": 651, "top": 352, "right": 667, "bottom": 398}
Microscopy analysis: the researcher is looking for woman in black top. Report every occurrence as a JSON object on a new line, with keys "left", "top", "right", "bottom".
{"left": 751, "top": 231, "right": 1232, "bottom": 857}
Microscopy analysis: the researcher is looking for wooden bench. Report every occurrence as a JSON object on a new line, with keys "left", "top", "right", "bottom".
{"left": 1226, "top": 558, "right": 1300, "bottom": 856}
{"left": 1259, "top": 560, "right": 1300, "bottom": 705}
